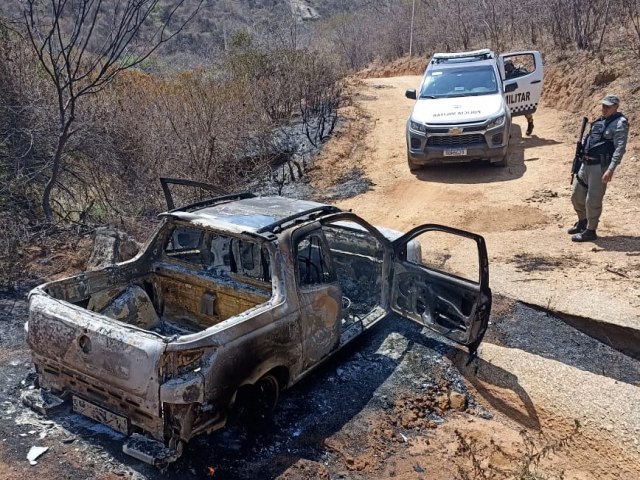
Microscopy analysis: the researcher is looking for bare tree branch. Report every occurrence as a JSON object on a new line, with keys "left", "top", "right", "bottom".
{"left": 22, "top": 0, "right": 203, "bottom": 221}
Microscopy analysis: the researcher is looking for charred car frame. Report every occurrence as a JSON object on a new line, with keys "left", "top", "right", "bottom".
{"left": 25, "top": 179, "right": 491, "bottom": 465}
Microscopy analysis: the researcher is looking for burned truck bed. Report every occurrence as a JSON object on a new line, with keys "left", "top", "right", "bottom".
{"left": 48, "top": 265, "right": 273, "bottom": 336}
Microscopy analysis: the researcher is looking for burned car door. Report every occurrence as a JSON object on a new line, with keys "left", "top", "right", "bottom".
{"left": 390, "top": 224, "right": 491, "bottom": 352}
{"left": 292, "top": 225, "right": 342, "bottom": 370}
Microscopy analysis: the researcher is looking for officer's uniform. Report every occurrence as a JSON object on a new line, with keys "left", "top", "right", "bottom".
{"left": 570, "top": 98, "right": 629, "bottom": 239}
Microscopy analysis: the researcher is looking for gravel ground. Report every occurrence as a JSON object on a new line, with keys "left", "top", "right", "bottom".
{"left": 471, "top": 301, "right": 640, "bottom": 462}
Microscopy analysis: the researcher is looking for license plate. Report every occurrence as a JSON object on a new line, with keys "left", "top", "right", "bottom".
{"left": 444, "top": 148, "right": 467, "bottom": 156}
{"left": 73, "top": 396, "right": 128, "bottom": 434}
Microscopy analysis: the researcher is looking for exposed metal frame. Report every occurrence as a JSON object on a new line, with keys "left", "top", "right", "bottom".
{"left": 256, "top": 206, "right": 341, "bottom": 234}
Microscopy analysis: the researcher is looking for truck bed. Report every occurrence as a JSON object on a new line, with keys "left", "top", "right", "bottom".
{"left": 44, "top": 263, "right": 272, "bottom": 336}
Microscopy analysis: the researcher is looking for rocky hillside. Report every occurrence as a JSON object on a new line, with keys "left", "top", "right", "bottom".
{"left": 0, "top": 0, "right": 371, "bottom": 62}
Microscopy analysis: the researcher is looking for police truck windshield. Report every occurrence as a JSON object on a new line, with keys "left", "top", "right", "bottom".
{"left": 420, "top": 66, "right": 498, "bottom": 98}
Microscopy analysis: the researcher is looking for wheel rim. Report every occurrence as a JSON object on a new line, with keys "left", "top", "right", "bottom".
{"left": 254, "top": 375, "right": 279, "bottom": 421}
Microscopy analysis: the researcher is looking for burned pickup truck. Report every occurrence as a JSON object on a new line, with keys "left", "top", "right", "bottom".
{"left": 25, "top": 179, "right": 491, "bottom": 465}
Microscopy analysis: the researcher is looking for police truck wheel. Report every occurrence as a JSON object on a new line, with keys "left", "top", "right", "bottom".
{"left": 408, "top": 155, "right": 420, "bottom": 172}
{"left": 493, "top": 155, "right": 508, "bottom": 167}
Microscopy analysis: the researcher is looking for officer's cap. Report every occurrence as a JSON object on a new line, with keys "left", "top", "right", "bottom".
{"left": 601, "top": 94, "right": 620, "bottom": 106}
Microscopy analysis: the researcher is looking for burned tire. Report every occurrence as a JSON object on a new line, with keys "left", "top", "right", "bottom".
{"left": 254, "top": 374, "right": 279, "bottom": 422}
{"left": 235, "top": 374, "right": 280, "bottom": 428}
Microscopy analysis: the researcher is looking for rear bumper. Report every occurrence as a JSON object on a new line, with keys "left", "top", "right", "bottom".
{"left": 32, "top": 355, "right": 165, "bottom": 439}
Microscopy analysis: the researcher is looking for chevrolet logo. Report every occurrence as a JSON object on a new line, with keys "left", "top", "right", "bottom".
{"left": 448, "top": 127, "right": 463, "bottom": 135}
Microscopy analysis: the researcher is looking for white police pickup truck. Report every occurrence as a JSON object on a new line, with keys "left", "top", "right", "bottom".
{"left": 405, "top": 49, "right": 543, "bottom": 170}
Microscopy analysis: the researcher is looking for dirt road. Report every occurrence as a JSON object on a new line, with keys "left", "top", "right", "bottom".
{"left": 323, "top": 76, "right": 640, "bottom": 332}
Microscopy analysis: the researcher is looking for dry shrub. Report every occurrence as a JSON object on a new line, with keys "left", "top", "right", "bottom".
{"left": 0, "top": 216, "right": 29, "bottom": 290}
{"left": 7, "top": 37, "right": 346, "bottom": 224}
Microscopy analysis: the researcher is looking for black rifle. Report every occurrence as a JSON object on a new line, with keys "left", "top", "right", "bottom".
{"left": 571, "top": 116, "right": 589, "bottom": 185}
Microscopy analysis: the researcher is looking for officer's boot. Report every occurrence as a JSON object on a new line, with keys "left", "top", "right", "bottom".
{"left": 526, "top": 120, "right": 534, "bottom": 136}
{"left": 567, "top": 219, "right": 587, "bottom": 234}
{"left": 572, "top": 229, "right": 597, "bottom": 242}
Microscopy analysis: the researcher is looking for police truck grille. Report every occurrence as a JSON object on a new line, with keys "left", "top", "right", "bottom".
{"left": 425, "top": 125, "right": 485, "bottom": 133}
{"left": 427, "top": 134, "right": 485, "bottom": 146}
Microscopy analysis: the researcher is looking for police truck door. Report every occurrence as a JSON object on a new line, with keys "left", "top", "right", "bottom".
{"left": 389, "top": 225, "right": 491, "bottom": 352}
{"left": 499, "top": 50, "right": 544, "bottom": 117}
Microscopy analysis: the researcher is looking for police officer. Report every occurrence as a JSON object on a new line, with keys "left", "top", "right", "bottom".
{"left": 568, "top": 94, "right": 629, "bottom": 242}
{"left": 504, "top": 60, "right": 534, "bottom": 136}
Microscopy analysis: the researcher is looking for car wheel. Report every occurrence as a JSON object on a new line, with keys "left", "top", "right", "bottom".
{"left": 493, "top": 155, "right": 508, "bottom": 167}
{"left": 254, "top": 374, "right": 279, "bottom": 421}
{"left": 235, "top": 374, "right": 280, "bottom": 428}
{"left": 408, "top": 155, "right": 420, "bottom": 172}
